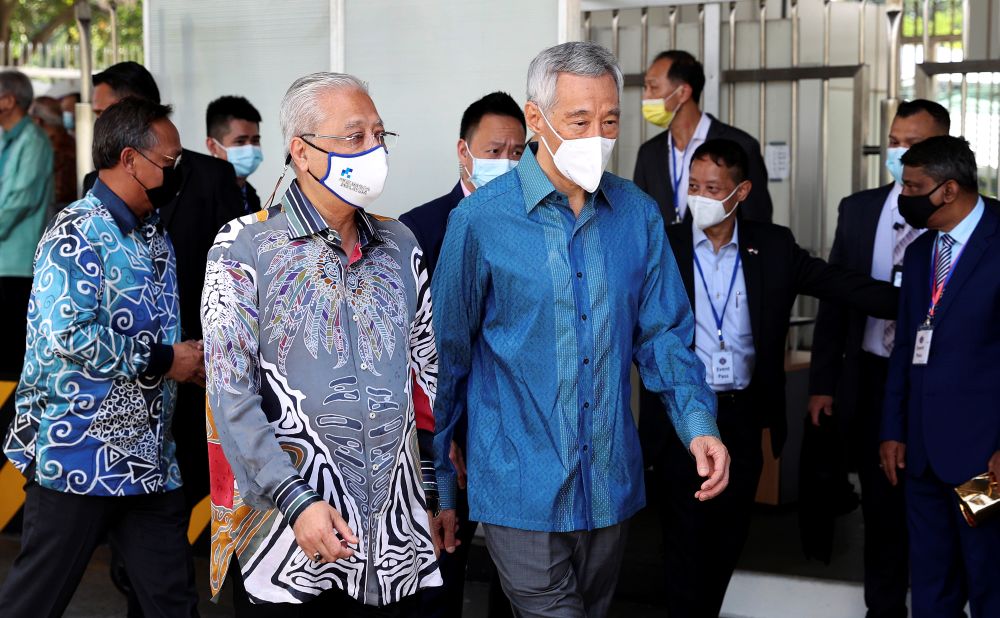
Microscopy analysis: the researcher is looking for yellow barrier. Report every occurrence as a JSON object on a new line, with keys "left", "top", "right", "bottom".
{"left": 0, "top": 380, "right": 211, "bottom": 544}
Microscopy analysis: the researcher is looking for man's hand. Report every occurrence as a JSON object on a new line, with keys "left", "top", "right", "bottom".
{"left": 689, "top": 436, "right": 730, "bottom": 501}
{"left": 879, "top": 440, "right": 907, "bottom": 486}
{"left": 989, "top": 451, "right": 1000, "bottom": 483}
{"left": 808, "top": 395, "right": 834, "bottom": 427}
{"left": 167, "top": 340, "right": 205, "bottom": 386}
{"left": 449, "top": 441, "right": 467, "bottom": 490}
{"left": 430, "top": 509, "right": 460, "bottom": 557}
{"left": 292, "top": 502, "right": 359, "bottom": 563}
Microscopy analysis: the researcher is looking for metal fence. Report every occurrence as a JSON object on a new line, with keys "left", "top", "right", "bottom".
{"left": 0, "top": 40, "right": 143, "bottom": 79}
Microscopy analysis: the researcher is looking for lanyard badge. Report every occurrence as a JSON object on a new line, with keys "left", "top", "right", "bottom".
{"left": 694, "top": 250, "right": 742, "bottom": 385}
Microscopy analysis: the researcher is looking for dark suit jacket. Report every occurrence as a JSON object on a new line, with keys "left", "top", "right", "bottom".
{"left": 244, "top": 180, "right": 261, "bottom": 214}
{"left": 399, "top": 181, "right": 464, "bottom": 278}
{"left": 633, "top": 114, "right": 773, "bottom": 225}
{"left": 84, "top": 150, "right": 244, "bottom": 339}
{"left": 639, "top": 218, "right": 898, "bottom": 460}
{"left": 881, "top": 203, "right": 1000, "bottom": 485}
{"left": 810, "top": 188, "right": 1000, "bottom": 415}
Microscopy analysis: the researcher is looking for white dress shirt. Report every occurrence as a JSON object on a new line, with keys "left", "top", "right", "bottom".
{"left": 862, "top": 183, "right": 905, "bottom": 357}
{"left": 668, "top": 113, "right": 712, "bottom": 222}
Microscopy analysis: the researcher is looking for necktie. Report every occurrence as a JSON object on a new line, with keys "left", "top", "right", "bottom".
{"left": 934, "top": 234, "right": 955, "bottom": 291}
{"left": 882, "top": 222, "right": 922, "bottom": 354}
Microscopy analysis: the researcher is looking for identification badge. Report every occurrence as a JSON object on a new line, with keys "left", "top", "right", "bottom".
{"left": 712, "top": 350, "right": 735, "bottom": 385}
{"left": 892, "top": 264, "right": 904, "bottom": 288}
{"left": 912, "top": 326, "right": 933, "bottom": 365}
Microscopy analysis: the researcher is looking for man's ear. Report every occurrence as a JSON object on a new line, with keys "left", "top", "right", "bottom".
{"left": 942, "top": 179, "right": 961, "bottom": 204}
{"left": 735, "top": 179, "right": 752, "bottom": 203}
{"left": 206, "top": 137, "right": 222, "bottom": 158}
{"left": 524, "top": 101, "right": 545, "bottom": 137}
{"left": 120, "top": 147, "right": 137, "bottom": 175}
{"left": 288, "top": 136, "right": 310, "bottom": 173}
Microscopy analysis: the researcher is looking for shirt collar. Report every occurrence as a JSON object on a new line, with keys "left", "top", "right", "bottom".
{"left": 1, "top": 116, "right": 31, "bottom": 145}
{"left": 693, "top": 218, "right": 740, "bottom": 252}
{"left": 515, "top": 143, "right": 612, "bottom": 213}
{"left": 91, "top": 178, "right": 142, "bottom": 234}
{"left": 888, "top": 182, "right": 903, "bottom": 212}
{"left": 281, "top": 179, "right": 383, "bottom": 245}
{"left": 940, "top": 196, "right": 985, "bottom": 246}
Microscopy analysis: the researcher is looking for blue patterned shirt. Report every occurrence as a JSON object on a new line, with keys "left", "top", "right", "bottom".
{"left": 4, "top": 180, "right": 182, "bottom": 496}
{"left": 432, "top": 146, "right": 719, "bottom": 532}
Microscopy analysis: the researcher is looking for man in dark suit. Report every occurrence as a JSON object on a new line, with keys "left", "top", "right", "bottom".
{"left": 880, "top": 136, "right": 1000, "bottom": 618}
{"left": 808, "top": 99, "right": 951, "bottom": 618}
{"left": 85, "top": 65, "right": 244, "bottom": 519}
{"left": 399, "top": 91, "right": 525, "bottom": 618}
{"left": 633, "top": 50, "right": 772, "bottom": 225}
{"left": 205, "top": 95, "right": 263, "bottom": 214}
{"left": 642, "top": 138, "right": 897, "bottom": 617}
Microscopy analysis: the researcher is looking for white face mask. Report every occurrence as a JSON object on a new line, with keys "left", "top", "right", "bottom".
{"left": 462, "top": 142, "right": 517, "bottom": 189}
{"left": 537, "top": 109, "right": 615, "bottom": 193}
{"left": 688, "top": 183, "right": 743, "bottom": 230}
{"left": 304, "top": 141, "right": 388, "bottom": 209}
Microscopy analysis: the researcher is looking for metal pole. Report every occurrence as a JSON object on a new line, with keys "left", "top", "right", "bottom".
{"left": 611, "top": 9, "right": 620, "bottom": 174}
{"left": 74, "top": 0, "right": 94, "bottom": 198}
{"left": 699, "top": 4, "right": 706, "bottom": 62}
{"left": 759, "top": 0, "right": 767, "bottom": 145}
{"left": 728, "top": 1, "right": 737, "bottom": 125}
{"left": 820, "top": 0, "right": 831, "bottom": 255}
{"left": 790, "top": 0, "right": 799, "bottom": 237}
{"left": 584, "top": 11, "right": 592, "bottom": 42}
{"left": 922, "top": 0, "right": 931, "bottom": 61}
{"left": 959, "top": 72, "right": 968, "bottom": 137}
{"left": 109, "top": 1, "right": 119, "bottom": 64}
{"left": 859, "top": 0, "right": 867, "bottom": 64}
{"left": 641, "top": 7, "right": 649, "bottom": 144}
{"left": 669, "top": 7, "right": 679, "bottom": 49}
{"left": 883, "top": 2, "right": 903, "bottom": 185}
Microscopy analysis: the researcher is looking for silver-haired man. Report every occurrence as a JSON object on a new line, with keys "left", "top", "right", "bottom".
{"left": 432, "top": 42, "right": 731, "bottom": 616}
{"left": 201, "top": 72, "right": 442, "bottom": 615}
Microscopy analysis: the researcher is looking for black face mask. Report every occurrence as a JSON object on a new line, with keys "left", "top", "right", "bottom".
{"left": 134, "top": 150, "right": 183, "bottom": 211}
{"left": 897, "top": 180, "right": 948, "bottom": 230}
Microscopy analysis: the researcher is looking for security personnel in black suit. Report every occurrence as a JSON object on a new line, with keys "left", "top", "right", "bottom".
{"left": 85, "top": 62, "right": 244, "bottom": 519}
{"left": 808, "top": 100, "right": 950, "bottom": 618}
{"left": 634, "top": 50, "right": 772, "bottom": 226}
{"left": 205, "top": 95, "right": 264, "bottom": 215}
{"left": 400, "top": 91, "right": 525, "bottom": 618}
{"left": 641, "top": 138, "right": 898, "bottom": 617}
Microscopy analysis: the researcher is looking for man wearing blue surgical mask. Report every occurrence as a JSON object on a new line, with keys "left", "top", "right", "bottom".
{"left": 399, "top": 91, "right": 524, "bottom": 618}
{"left": 206, "top": 95, "right": 264, "bottom": 213}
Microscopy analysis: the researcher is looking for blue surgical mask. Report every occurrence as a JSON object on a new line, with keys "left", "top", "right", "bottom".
{"left": 462, "top": 143, "right": 517, "bottom": 189}
{"left": 62, "top": 110, "right": 74, "bottom": 132}
{"left": 885, "top": 146, "right": 907, "bottom": 185}
{"left": 217, "top": 140, "right": 263, "bottom": 178}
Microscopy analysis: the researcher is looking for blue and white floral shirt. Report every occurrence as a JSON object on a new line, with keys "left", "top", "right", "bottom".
{"left": 4, "top": 179, "right": 182, "bottom": 496}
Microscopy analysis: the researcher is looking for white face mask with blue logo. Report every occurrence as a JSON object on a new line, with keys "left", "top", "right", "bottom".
{"left": 303, "top": 139, "right": 388, "bottom": 209}
{"left": 462, "top": 142, "right": 517, "bottom": 189}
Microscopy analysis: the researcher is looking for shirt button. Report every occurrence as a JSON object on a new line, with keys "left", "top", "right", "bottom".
{"left": 361, "top": 363, "right": 367, "bottom": 370}
{"left": 581, "top": 314, "right": 587, "bottom": 321}
{"left": 369, "top": 412, "right": 376, "bottom": 419}
{"left": 583, "top": 402, "right": 590, "bottom": 409}
{"left": 372, "top": 464, "right": 380, "bottom": 471}
{"left": 576, "top": 272, "right": 583, "bottom": 278}
{"left": 353, "top": 315, "right": 358, "bottom": 322}
{"left": 582, "top": 444, "right": 589, "bottom": 452}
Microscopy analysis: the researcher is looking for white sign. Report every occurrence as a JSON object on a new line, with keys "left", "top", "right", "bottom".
{"left": 765, "top": 142, "right": 791, "bottom": 182}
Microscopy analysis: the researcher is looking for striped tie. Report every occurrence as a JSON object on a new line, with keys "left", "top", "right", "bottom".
{"left": 935, "top": 234, "right": 956, "bottom": 291}
{"left": 882, "top": 223, "right": 923, "bottom": 353}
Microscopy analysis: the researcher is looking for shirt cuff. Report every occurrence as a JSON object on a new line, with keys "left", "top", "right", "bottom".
{"left": 676, "top": 408, "right": 722, "bottom": 449}
{"left": 273, "top": 476, "right": 323, "bottom": 527}
{"left": 142, "top": 343, "right": 174, "bottom": 378}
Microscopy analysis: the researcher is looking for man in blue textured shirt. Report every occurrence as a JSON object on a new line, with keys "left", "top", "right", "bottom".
{"left": 0, "top": 97, "right": 205, "bottom": 616}
{"left": 431, "top": 42, "right": 729, "bottom": 617}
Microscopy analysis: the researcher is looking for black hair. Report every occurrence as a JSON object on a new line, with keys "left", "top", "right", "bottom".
{"left": 459, "top": 91, "right": 526, "bottom": 142}
{"left": 653, "top": 49, "right": 705, "bottom": 103}
{"left": 900, "top": 135, "right": 978, "bottom": 191}
{"left": 93, "top": 61, "right": 161, "bottom": 104}
{"left": 206, "top": 95, "right": 262, "bottom": 140}
{"left": 92, "top": 97, "right": 173, "bottom": 170}
{"left": 691, "top": 138, "right": 749, "bottom": 184}
{"left": 896, "top": 99, "right": 951, "bottom": 133}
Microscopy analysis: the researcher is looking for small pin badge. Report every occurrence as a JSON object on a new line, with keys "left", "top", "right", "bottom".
{"left": 747, "top": 247, "right": 759, "bottom": 255}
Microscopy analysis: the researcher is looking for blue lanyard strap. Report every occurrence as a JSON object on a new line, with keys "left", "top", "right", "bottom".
{"left": 669, "top": 133, "right": 685, "bottom": 223}
{"left": 693, "top": 248, "right": 742, "bottom": 350}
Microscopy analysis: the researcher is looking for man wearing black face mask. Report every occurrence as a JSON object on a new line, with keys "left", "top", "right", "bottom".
{"left": 880, "top": 136, "right": 1000, "bottom": 618}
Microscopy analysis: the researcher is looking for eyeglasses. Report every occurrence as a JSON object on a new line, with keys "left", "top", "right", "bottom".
{"left": 301, "top": 130, "right": 399, "bottom": 153}
{"left": 137, "top": 149, "right": 182, "bottom": 170}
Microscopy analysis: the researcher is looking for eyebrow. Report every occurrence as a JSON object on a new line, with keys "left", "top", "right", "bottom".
{"left": 565, "top": 109, "right": 591, "bottom": 119}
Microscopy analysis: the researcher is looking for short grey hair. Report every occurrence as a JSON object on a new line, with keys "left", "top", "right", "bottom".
{"left": 526, "top": 42, "right": 623, "bottom": 112}
{"left": 280, "top": 72, "right": 368, "bottom": 155}
{"left": 0, "top": 70, "right": 34, "bottom": 112}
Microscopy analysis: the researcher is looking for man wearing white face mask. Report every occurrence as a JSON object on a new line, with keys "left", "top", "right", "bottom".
{"left": 400, "top": 91, "right": 524, "bottom": 618}
{"left": 206, "top": 95, "right": 264, "bottom": 213}
{"left": 201, "top": 72, "right": 443, "bottom": 615}
{"left": 432, "top": 42, "right": 729, "bottom": 618}
{"left": 634, "top": 50, "right": 772, "bottom": 226}
{"left": 653, "top": 138, "right": 899, "bottom": 617}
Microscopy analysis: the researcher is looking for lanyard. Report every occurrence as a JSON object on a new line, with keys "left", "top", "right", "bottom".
{"left": 669, "top": 133, "right": 689, "bottom": 223}
{"left": 925, "top": 237, "right": 965, "bottom": 323}
{"left": 693, "top": 248, "right": 742, "bottom": 350}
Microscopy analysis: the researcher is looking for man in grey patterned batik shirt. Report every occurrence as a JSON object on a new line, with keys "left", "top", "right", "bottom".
{"left": 201, "top": 73, "right": 442, "bottom": 616}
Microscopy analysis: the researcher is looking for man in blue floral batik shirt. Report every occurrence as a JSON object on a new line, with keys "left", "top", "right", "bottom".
{"left": 0, "top": 97, "right": 205, "bottom": 617}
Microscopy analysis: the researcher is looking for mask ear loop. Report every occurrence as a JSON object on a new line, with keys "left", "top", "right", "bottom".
{"left": 264, "top": 153, "right": 292, "bottom": 209}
